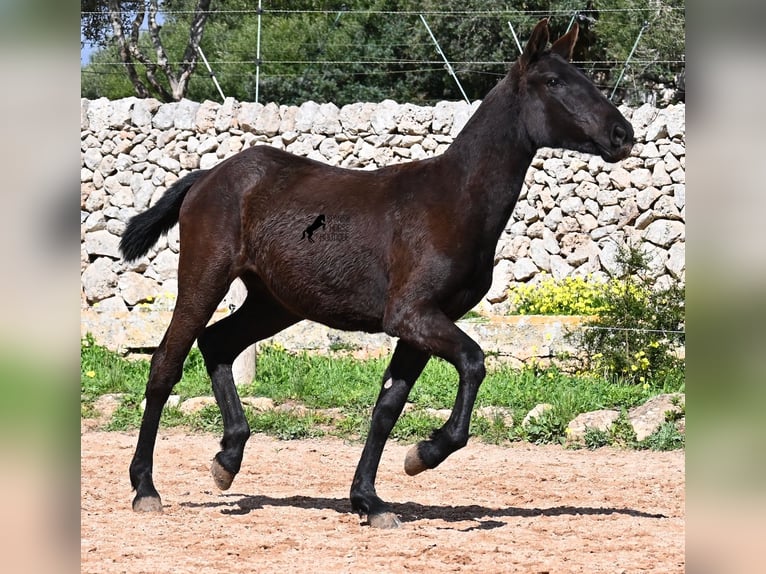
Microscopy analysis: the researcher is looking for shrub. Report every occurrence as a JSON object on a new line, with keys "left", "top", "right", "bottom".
{"left": 508, "top": 274, "right": 611, "bottom": 316}
{"left": 578, "top": 244, "right": 685, "bottom": 385}
{"left": 506, "top": 244, "right": 685, "bottom": 386}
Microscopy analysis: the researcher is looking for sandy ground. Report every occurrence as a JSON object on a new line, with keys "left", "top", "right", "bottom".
{"left": 81, "top": 426, "right": 684, "bottom": 573}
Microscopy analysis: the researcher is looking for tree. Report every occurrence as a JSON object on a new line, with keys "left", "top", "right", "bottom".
{"left": 82, "top": 0, "right": 212, "bottom": 101}
{"left": 81, "top": 0, "right": 684, "bottom": 105}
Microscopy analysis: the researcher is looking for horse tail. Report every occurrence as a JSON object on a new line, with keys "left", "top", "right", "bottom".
{"left": 119, "top": 170, "right": 208, "bottom": 262}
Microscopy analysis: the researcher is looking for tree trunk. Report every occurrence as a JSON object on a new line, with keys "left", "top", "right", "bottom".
{"left": 107, "top": 0, "right": 211, "bottom": 102}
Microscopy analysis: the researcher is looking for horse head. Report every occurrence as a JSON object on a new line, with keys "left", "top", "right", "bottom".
{"left": 512, "top": 19, "right": 634, "bottom": 162}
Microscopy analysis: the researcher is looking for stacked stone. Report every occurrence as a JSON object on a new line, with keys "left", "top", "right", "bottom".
{"left": 81, "top": 97, "right": 684, "bottom": 314}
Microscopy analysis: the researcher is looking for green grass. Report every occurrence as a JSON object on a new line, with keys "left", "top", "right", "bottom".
{"left": 81, "top": 337, "right": 684, "bottom": 448}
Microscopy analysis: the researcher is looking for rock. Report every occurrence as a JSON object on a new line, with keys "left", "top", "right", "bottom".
{"left": 666, "top": 242, "right": 685, "bottom": 279}
{"left": 629, "top": 393, "right": 684, "bottom": 441}
{"left": 522, "top": 403, "right": 554, "bottom": 427}
{"left": 92, "top": 393, "right": 125, "bottom": 422}
{"left": 174, "top": 98, "right": 200, "bottom": 130}
{"left": 644, "top": 219, "right": 685, "bottom": 248}
{"left": 513, "top": 258, "right": 538, "bottom": 281}
{"left": 82, "top": 257, "right": 118, "bottom": 302}
{"left": 664, "top": 105, "right": 685, "bottom": 139}
{"left": 86, "top": 97, "right": 112, "bottom": 132}
{"left": 255, "top": 102, "right": 282, "bottom": 136}
{"left": 560, "top": 195, "right": 584, "bottom": 215}
{"left": 200, "top": 153, "right": 220, "bottom": 170}
{"left": 238, "top": 101, "right": 264, "bottom": 132}
{"left": 486, "top": 260, "right": 513, "bottom": 303}
{"left": 566, "top": 409, "right": 620, "bottom": 442}
{"left": 598, "top": 241, "right": 622, "bottom": 277}
{"left": 242, "top": 397, "right": 276, "bottom": 411}
{"left": 118, "top": 272, "right": 160, "bottom": 306}
{"left": 83, "top": 147, "right": 102, "bottom": 171}
{"left": 195, "top": 100, "right": 219, "bottom": 132}
{"left": 179, "top": 396, "right": 217, "bottom": 415}
{"left": 609, "top": 167, "right": 631, "bottom": 190}
{"left": 152, "top": 102, "right": 176, "bottom": 129}
{"left": 629, "top": 168, "right": 653, "bottom": 190}
{"left": 370, "top": 99, "right": 399, "bottom": 134}
{"left": 140, "top": 395, "right": 180, "bottom": 412}
{"left": 431, "top": 101, "right": 454, "bottom": 134}
{"left": 549, "top": 255, "right": 574, "bottom": 280}
{"left": 310, "top": 102, "right": 341, "bottom": 135}
{"left": 529, "top": 239, "right": 551, "bottom": 271}
{"left": 653, "top": 195, "right": 682, "bottom": 220}
{"left": 214, "top": 97, "right": 239, "bottom": 132}
{"left": 84, "top": 230, "right": 121, "bottom": 259}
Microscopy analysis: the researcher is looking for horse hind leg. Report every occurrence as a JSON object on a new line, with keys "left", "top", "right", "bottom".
{"left": 130, "top": 292, "right": 229, "bottom": 512}
{"left": 130, "top": 250, "right": 233, "bottom": 512}
{"left": 197, "top": 283, "right": 299, "bottom": 491}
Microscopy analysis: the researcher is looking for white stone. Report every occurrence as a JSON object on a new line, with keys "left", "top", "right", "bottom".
{"left": 82, "top": 257, "right": 118, "bottom": 302}
{"left": 512, "top": 258, "right": 538, "bottom": 281}
{"left": 644, "top": 219, "right": 685, "bottom": 248}
{"left": 485, "top": 260, "right": 513, "bottom": 303}
{"left": 84, "top": 230, "right": 121, "bottom": 259}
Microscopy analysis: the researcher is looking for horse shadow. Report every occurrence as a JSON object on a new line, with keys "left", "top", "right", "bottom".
{"left": 181, "top": 493, "right": 667, "bottom": 530}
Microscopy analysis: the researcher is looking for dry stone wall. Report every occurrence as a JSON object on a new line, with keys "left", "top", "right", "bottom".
{"left": 81, "top": 96, "right": 685, "bottom": 320}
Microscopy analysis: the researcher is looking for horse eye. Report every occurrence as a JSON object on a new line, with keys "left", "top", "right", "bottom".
{"left": 546, "top": 78, "right": 560, "bottom": 88}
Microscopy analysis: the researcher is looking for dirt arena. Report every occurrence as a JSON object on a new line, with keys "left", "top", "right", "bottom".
{"left": 81, "top": 427, "right": 684, "bottom": 573}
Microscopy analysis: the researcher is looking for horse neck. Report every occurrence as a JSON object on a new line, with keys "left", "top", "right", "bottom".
{"left": 442, "top": 79, "right": 536, "bottom": 242}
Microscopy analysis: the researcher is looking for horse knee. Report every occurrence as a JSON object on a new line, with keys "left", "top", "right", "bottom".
{"left": 459, "top": 347, "right": 486, "bottom": 384}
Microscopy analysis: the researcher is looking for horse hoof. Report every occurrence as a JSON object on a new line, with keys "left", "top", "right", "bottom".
{"left": 211, "top": 458, "right": 235, "bottom": 490}
{"left": 132, "top": 495, "right": 163, "bottom": 513}
{"left": 404, "top": 445, "right": 428, "bottom": 476}
{"left": 368, "top": 512, "right": 401, "bottom": 529}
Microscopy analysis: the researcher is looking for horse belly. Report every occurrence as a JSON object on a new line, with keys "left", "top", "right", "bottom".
{"left": 253, "top": 238, "right": 387, "bottom": 333}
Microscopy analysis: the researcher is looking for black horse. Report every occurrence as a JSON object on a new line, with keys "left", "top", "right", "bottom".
{"left": 119, "top": 20, "right": 633, "bottom": 528}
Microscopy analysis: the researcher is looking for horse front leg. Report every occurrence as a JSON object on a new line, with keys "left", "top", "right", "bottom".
{"left": 386, "top": 306, "right": 486, "bottom": 477}
{"left": 350, "top": 341, "right": 429, "bottom": 528}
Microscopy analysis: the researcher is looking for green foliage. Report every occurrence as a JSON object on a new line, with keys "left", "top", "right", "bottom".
{"left": 81, "top": 0, "right": 685, "bottom": 104}
{"left": 640, "top": 421, "right": 684, "bottom": 451}
{"left": 80, "top": 333, "right": 150, "bottom": 399}
{"left": 506, "top": 244, "right": 685, "bottom": 387}
{"left": 578, "top": 244, "right": 685, "bottom": 385}
{"left": 520, "top": 408, "right": 567, "bottom": 445}
{"left": 246, "top": 409, "right": 326, "bottom": 440}
{"left": 582, "top": 426, "right": 611, "bottom": 449}
{"left": 469, "top": 413, "right": 513, "bottom": 445}
{"left": 390, "top": 411, "right": 445, "bottom": 442}
{"left": 80, "top": 334, "right": 212, "bottom": 403}
{"left": 508, "top": 274, "right": 612, "bottom": 316}
{"left": 81, "top": 337, "right": 682, "bottom": 449}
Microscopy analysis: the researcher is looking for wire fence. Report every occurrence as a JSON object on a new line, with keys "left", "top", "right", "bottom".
{"left": 81, "top": 5, "right": 685, "bottom": 107}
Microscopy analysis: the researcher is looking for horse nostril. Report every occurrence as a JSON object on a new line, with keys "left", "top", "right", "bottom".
{"left": 611, "top": 124, "right": 627, "bottom": 147}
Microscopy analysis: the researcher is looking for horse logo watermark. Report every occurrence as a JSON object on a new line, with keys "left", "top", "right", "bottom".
{"left": 301, "top": 214, "right": 326, "bottom": 243}
{"left": 300, "top": 214, "right": 349, "bottom": 243}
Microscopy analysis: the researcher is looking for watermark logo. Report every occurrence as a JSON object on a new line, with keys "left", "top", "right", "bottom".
{"left": 301, "top": 214, "right": 325, "bottom": 243}
{"left": 300, "top": 214, "right": 349, "bottom": 243}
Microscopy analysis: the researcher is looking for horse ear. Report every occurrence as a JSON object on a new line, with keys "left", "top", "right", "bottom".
{"left": 519, "top": 19, "right": 550, "bottom": 71}
{"left": 551, "top": 22, "right": 579, "bottom": 61}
